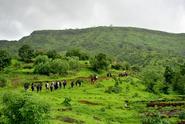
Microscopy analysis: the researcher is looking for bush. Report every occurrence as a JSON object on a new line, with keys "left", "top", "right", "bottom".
{"left": 34, "top": 59, "right": 69, "bottom": 75}
{"left": 131, "top": 65, "right": 141, "bottom": 72}
{"left": 0, "top": 92, "right": 50, "bottom": 124}
{"left": 141, "top": 66, "right": 165, "bottom": 93}
{"left": 95, "top": 83, "right": 105, "bottom": 88}
{"left": 173, "top": 74, "right": 185, "bottom": 95}
{"left": 142, "top": 113, "right": 169, "bottom": 124}
{"left": 18, "top": 45, "right": 34, "bottom": 62}
{"left": 105, "top": 77, "right": 122, "bottom": 94}
{"left": 0, "top": 50, "right": 11, "bottom": 70}
{"left": 62, "top": 97, "right": 72, "bottom": 106}
{"left": 111, "top": 62, "right": 130, "bottom": 70}
{"left": 34, "top": 62, "right": 51, "bottom": 75}
{"left": 179, "top": 111, "right": 185, "bottom": 120}
{"left": 34, "top": 55, "right": 49, "bottom": 65}
{"left": 66, "top": 49, "right": 89, "bottom": 60}
{"left": 67, "top": 57, "right": 80, "bottom": 71}
{"left": 111, "top": 63, "right": 123, "bottom": 70}
{"left": 105, "top": 85, "right": 122, "bottom": 94}
{"left": 47, "top": 50, "right": 58, "bottom": 59}
{"left": 50, "top": 59, "right": 69, "bottom": 75}
{"left": 23, "top": 63, "right": 33, "bottom": 69}
{"left": 12, "top": 60, "right": 21, "bottom": 69}
{"left": 90, "top": 53, "right": 111, "bottom": 72}
{"left": 0, "top": 77, "right": 7, "bottom": 88}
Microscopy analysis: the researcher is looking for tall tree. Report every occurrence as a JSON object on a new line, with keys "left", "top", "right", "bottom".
{"left": 47, "top": 50, "right": 57, "bottom": 59}
{"left": 180, "top": 63, "right": 185, "bottom": 75}
{"left": 18, "top": 45, "right": 34, "bottom": 62}
{"left": 164, "top": 66, "right": 174, "bottom": 84}
{"left": 0, "top": 50, "right": 11, "bottom": 70}
{"left": 90, "top": 53, "right": 110, "bottom": 72}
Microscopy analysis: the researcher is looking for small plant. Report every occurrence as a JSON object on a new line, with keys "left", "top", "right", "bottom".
{"left": 0, "top": 92, "right": 50, "bottom": 124}
{"left": 105, "top": 77, "right": 122, "bottom": 94}
{"left": 0, "top": 77, "right": 7, "bottom": 88}
{"left": 105, "top": 104, "right": 112, "bottom": 109}
{"left": 179, "top": 111, "right": 185, "bottom": 120}
{"left": 142, "top": 112, "right": 169, "bottom": 124}
{"left": 62, "top": 97, "right": 72, "bottom": 106}
{"left": 100, "top": 107, "right": 106, "bottom": 112}
{"left": 105, "top": 86, "right": 122, "bottom": 94}
{"left": 95, "top": 83, "right": 104, "bottom": 88}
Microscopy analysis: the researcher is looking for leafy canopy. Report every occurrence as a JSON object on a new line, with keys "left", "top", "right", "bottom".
{"left": 18, "top": 45, "right": 34, "bottom": 62}
{"left": 0, "top": 50, "right": 11, "bottom": 70}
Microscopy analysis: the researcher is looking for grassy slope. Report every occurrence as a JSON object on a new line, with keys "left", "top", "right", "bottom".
{"left": 1, "top": 26, "right": 185, "bottom": 58}
{"left": 0, "top": 60, "right": 183, "bottom": 124}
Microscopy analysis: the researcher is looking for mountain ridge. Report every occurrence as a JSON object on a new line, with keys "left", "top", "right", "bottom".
{"left": 0, "top": 26, "right": 185, "bottom": 63}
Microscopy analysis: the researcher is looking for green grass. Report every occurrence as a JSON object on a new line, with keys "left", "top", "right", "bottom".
{"left": 0, "top": 61, "right": 184, "bottom": 124}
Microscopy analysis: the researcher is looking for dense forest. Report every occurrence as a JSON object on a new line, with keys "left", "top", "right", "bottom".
{"left": 0, "top": 26, "right": 185, "bottom": 124}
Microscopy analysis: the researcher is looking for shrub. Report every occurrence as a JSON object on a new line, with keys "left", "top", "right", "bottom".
{"left": 0, "top": 77, "right": 7, "bottom": 88}
{"left": 34, "top": 59, "right": 69, "bottom": 75}
{"left": 0, "top": 49, "right": 11, "bottom": 70}
{"left": 105, "top": 86, "right": 122, "bottom": 94}
{"left": 47, "top": 50, "right": 58, "bottom": 59}
{"left": 142, "top": 113, "right": 169, "bottom": 124}
{"left": 0, "top": 92, "right": 50, "bottom": 124}
{"left": 66, "top": 49, "right": 89, "bottom": 60}
{"left": 13, "top": 60, "right": 21, "bottom": 69}
{"left": 111, "top": 63, "right": 123, "bottom": 70}
{"left": 179, "top": 111, "right": 185, "bottom": 120}
{"left": 140, "top": 66, "right": 165, "bottom": 93}
{"left": 68, "top": 57, "right": 80, "bottom": 71}
{"left": 173, "top": 75, "right": 185, "bottom": 95}
{"left": 62, "top": 97, "right": 72, "bottom": 106}
{"left": 34, "top": 62, "right": 51, "bottom": 75}
{"left": 50, "top": 59, "right": 69, "bottom": 75}
{"left": 95, "top": 83, "right": 105, "bottom": 88}
{"left": 105, "top": 77, "right": 122, "bottom": 94}
{"left": 90, "top": 53, "right": 111, "bottom": 72}
{"left": 34, "top": 55, "right": 49, "bottom": 65}
{"left": 18, "top": 45, "right": 34, "bottom": 62}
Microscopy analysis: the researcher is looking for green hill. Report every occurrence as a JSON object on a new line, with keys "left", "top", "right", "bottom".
{"left": 1, "top": 26, "right": 185, "bottom": 64}
{"left": 1, "top": 26, "right": 185, "bottom": 124}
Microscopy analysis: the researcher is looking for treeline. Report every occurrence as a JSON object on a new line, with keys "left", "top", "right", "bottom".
{"left": 140, "top": 62, "right": 185, "bottom": 95}
{"left": 0, "top": 44, "right": 111, "bottom": 74}
{"left": 0, "top": 44, "right": 185, "bottom": 95}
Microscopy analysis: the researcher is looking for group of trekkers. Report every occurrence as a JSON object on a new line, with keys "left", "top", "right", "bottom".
{"left": 24, "top": 72, "right": 128, "bottom": 92}
{"left": 24, "top": 79, "right": 83, "bottom": 92}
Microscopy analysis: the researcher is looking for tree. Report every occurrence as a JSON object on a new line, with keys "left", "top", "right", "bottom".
{"left": 0, "top": 76, "right": 7, "bottom": 87}
{"left": 34, "top": 59, "right": 69, "bottom": 75}
{"left": 34, "top": 55, "right": 49, "bottom": 65}
{"left": 49, "top": 59, "right": 69, "bottom": 75}
{"left": 0, "top": 50, "right": 11, "bottom": 70}
{"left": 47, "top": 50, "right": 58, "bottom": 59}
{"left": 67, "top": 57, "right": 80, "bottom": 71}
{"left": 175, "top": 75, "right": 185, "bottom": 94}
{"left": 0, "top": 92, "right": 50, "bottom": 124}
{"left": 172, "top": 72, "right": 185, "bottom": 95}
{"left": 34, "top": 62, "right": 51, "bottom": 75}
{"left": 180, "top": 63, "right": 185, "bottom": 75}
{"left": 164, "top": 66, "right": 174, "bottom": 84}
{"left": 66, "top": 49, "right": 89, "bottom": 60}
{"left": 18, "top": 45, "right": 34, "bottom": 62}
{"left": 141, "top": 66, "right": 165, "bottom": 93}
{"left": 90, "top": 53, "right": 111, "bottom": 72}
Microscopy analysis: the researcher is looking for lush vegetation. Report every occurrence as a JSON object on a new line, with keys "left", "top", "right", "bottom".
{"left": 0, "top": 50, "right": 11, "bottom": 70}
{"left": 0, "top": 26, "right": 185, "bottom": 124}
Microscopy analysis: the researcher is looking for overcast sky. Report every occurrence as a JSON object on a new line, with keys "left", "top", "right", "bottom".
{"left": 0, "top": 0, "right": 185, "bottom": 40}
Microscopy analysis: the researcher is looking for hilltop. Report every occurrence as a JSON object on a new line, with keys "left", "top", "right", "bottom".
{"left": 0, "top": 26, "right": 185, "bottom": 64}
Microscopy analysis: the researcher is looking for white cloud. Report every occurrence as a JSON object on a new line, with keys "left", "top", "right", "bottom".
{"left": 0, "top": 0, "right": 184, "bottom": 40}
